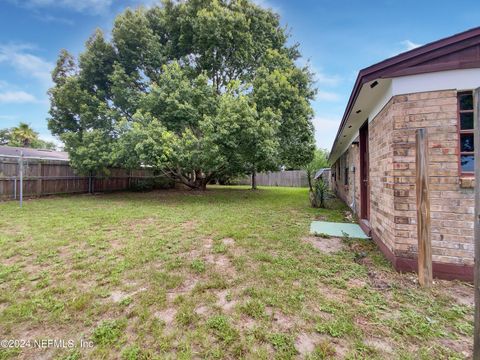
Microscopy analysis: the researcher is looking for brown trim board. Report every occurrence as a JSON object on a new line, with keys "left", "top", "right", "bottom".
{"left": 369, "top": 228, "right": 473, "bottom": 282}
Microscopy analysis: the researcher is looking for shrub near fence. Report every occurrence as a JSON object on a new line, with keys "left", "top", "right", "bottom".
{"left": 0, "top": 156, "right": 164, "bottom": 200}
{"left": 235, "top": 170, "right": 309, "bottom": 188}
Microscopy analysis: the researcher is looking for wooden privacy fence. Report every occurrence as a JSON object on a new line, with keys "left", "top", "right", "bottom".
{"left": 0, "top": 156, "right": 158, "bottom": 200}
{"left": 235, "top": 170, "right": 309, "bottom": 187}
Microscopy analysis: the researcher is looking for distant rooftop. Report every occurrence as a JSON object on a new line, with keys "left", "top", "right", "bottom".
{"left": 0, "top": 146, "right": 69, "bottom": 161}
{"left": 314, "top": 168, "right": 331, "bottom": 180}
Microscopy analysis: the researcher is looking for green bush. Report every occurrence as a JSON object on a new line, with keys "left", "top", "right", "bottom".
{"left": 130, "top": 177, "right": 174, "bottom": 192}
{"left": 309, "top": 179, "right": 330, "bottom": 208}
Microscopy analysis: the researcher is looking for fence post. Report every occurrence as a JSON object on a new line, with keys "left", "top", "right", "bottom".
{"left": 473, "top": 87, "right": 480, "bottom": 359}
{"left": 88, "top": 172, "right": 93, "bottom": 194}
{"left": 19, "top": 151, "right": 24, "bottom": 208}
{"left": 416, "top": 128, "right": 432, "bottom": 287}
{"left": 37, "top": 162, "right": 42, "bottom": 196}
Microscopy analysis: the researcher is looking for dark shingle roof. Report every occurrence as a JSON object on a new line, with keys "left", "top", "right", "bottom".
{"left": 0, "top": 146, "right": 69, "bottom": 161}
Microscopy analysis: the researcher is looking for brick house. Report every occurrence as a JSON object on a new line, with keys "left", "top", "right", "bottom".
{"left": 329, "top": 27, "right": 480, "bottom": 281}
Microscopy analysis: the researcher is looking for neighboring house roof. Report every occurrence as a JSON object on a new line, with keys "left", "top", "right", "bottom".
{"left": 314, "top": 168, "right": 330, "bottom": 180}
{"left": 0, "top": 145, "right": 69, "bottom": 161}
{"left": 330, "top": 26, "right": 480, "bottom": 163}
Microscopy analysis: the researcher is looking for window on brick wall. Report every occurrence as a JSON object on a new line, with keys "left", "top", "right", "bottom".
{"left": 344, "top": 167, "right": 349, "bottom": 186}
{"left": 458, "top": 91, "right": 474, "bottom": 175}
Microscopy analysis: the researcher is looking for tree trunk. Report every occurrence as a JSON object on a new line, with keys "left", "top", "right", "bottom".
{"left": 251, "top": 169, "right": 257, "bottom": 190}
{"left": 307, "top": 171, "right": 313, "bottom": 191}
{"left": 166, "top": 168, "right": 215, "bottom": 191}
{"left": 200, "top": 178, "right": 208, "bottom": 191}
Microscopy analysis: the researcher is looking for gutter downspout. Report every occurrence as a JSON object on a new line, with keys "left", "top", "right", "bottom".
{"left": 350, "top": 165, "right": 356, "bottom": 213}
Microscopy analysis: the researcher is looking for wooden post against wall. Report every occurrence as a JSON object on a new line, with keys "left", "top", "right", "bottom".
{"left": 416, "top": 128, "right": 432, "bottom": 287}
{"left": 473, "top": 87, "right": 480, "bottom": 360}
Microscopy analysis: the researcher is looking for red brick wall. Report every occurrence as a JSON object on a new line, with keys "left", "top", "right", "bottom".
{"left": 369, "top": 100, "right": 396, "bottom": 255}
{"left": 391, "top": 90, "right": 474, "bottom": 266}
{"left": 333, "top": 144, "right": 360, "bottom": 212}
{"left": 332, "top": 89, "right": 474, "bottom": 273}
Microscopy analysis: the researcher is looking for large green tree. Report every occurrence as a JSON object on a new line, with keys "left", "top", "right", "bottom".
{"left": 48, "top": 0, "right": 315, "bottom": 189}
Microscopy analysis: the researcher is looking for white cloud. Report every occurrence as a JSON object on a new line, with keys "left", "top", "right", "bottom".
{"left": 38, "top": 133, "right": 64, "bottom": 148}
{"left": 0, "top": 91, "right": 38, "bottom": 104}
{"left": 0, "top": 115, "right": 17, "bottom": 120}
{"left": 311, "top": 116, "right": 341, "bottom": 150}
{"left": 0, "top": 44, "right": 53, "bottom": 87}
{"left": 315, "top": 70, "right": 342, "bottom": 86}
{"left": 128, "top": 0, "right": 162, "bottom": 7}
{"left": 297, "top": 59, "right": 342, "bottom": 87}
{"left": 312, "top": 116, "right": 340, "bottom": 130}
{"left": 35, "top": 13, "right": 75, "bottom": 25}
{"left": 251, "top": 0, "right": 281, "bottom": 13}
{"left": 316, "top": 90, "right": 340, "bottom": 102}
{"left": 401, "top": 40, "right": 422, "bottom": 51}
{"left": 12, "top": 0, "right": 113, "bottom": 14}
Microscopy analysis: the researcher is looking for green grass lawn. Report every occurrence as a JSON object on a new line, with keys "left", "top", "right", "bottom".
{"left": 0, "top": 186, "right": 473, "bottom": 359}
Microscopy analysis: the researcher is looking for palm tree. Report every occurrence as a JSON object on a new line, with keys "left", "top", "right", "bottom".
{"left": 10, "top": 123, "right": 39, "bottom": 147}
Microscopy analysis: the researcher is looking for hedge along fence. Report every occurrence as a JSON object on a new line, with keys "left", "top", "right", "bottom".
{"left": 235, "top": 170, "right": 309, "bottom": 188}
{"left": 0, "top": 155, "right": 168, "bottom": 200}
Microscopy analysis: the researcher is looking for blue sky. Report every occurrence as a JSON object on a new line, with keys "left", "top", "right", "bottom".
{"left": 0, "top": 0, "right": 479, "bottom": 149}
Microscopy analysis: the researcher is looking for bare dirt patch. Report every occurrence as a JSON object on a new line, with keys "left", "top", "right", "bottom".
{"left": 266, "top": 307, "right": 299, "bottom": 331}
{"left": 203, "top": 237, "right": 213, "bottom": 250}
{"left": 72, "top": 278, "right": 97, "bottom": 292}
{"left": 366, "top": 270, "right": 391, "bottom": 290}
{"left": 205, "top": 254, "right": 236, "bottom": 277}
{"left": 1, "top": 255, "right": 22, "bottom": 266}
{"left": 439, "top": 338, "right": 472, "bottom": 358}
{"left": 238, "top": 316, "right": 257, "bottom": 331}
{"left": 331, "top": 338, "right": 350, "bottom": 359}
{"left": 295, "top": 333, "right": 349, "bottom": 359}
{"left": 222, "top": 238, "right": 235, "bottom": 246}
{"left": 438, "top": 281, "right": 474, "bottom": 307}
{"left": 110, "top": 287, "right": 147, "bottom": 303}
{"left": 127, "top": 217, "right": 159, "bottom": 234}
{"left": 318, "top": 284, "right": 350, "bottom": 305}
{"left": 347, "top": 277, "right": 368, "bottom": 288}
{"left": 181, "top": 220, "right": 198, "bottom": 231}
{"left": 7, "top": 326, "right": 83, "bottom": 360}
{"left": 167, "top": 278, "right": 198, "bottom": 301}
{"left": 109, "top": 239, "right": 125, "bottom": 251}
{"left": 0, "top": 303, "right": 7, "bottom": 313}
{"left": 295, "top": 332, "right": 325, "bottom": 357}
{"left": 215, "top": 290, "right": 237, "bottom": 312}
{"left": 195, "top": 305, "right": 210, "bottom": 316}
{"left": 155, "top": 307, "right": 177, "bottom": 326}
{"left": 364, "top": 337, "right": 394, "bottom": 355}
{"left": 110, "top": 290, "right": 127, "bottom": 303}
{"left": 303, "top": 236, "right": 345, "bottom": 253}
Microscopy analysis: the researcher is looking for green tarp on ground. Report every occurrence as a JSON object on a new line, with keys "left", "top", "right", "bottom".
{"left": 310, "top": 221, "right": 370, "bottom": 239}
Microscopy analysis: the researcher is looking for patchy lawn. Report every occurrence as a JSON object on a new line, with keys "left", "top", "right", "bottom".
{"left": 0, "top": 186, "right": 473, "bottom": 359}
